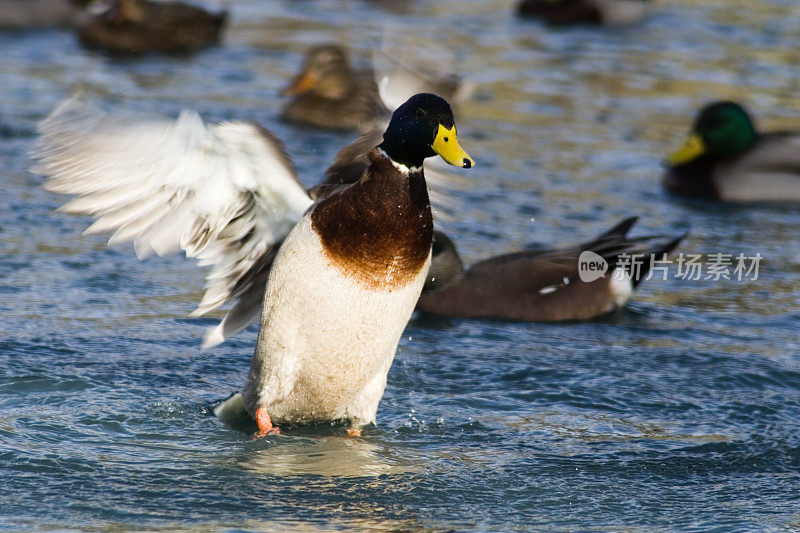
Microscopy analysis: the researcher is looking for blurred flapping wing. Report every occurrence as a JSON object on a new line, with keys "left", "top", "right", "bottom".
{"left": 32, "top": 98, "right": 313, "bottom": 348}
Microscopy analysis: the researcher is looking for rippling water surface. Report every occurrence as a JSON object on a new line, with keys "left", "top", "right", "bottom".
{"left": 2, "top": 0, "right": 800, "bottom": 530}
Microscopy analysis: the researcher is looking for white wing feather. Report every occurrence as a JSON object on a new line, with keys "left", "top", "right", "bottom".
{"left": 32, "top": 98, "right": 313, "bottom": 348}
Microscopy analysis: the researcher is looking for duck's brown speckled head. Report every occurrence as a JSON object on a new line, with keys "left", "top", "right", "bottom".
{"left": 283, "top": 44, "right": 355, "bottom": 100}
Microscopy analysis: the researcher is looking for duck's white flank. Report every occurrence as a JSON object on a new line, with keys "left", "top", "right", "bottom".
{"left": 608, "top": 268, "right": 634, "bottom": 310}
{"left": 716, "top": 136, "right": 800, "bottom": 203}
{"left": 242, "top": 215, "right": 430, "bottom": 427}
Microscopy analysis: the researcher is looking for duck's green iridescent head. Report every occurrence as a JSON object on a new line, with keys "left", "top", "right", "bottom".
{"left": 379, "top": 93, "right": 474, "bottom": 170}
{"left": 667, "top": 101, "right": 758, "bottom": 166}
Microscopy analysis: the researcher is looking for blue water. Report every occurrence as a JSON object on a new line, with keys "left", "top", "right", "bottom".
{"left": 2, "top": 0, "right": 800, "bottom": 530}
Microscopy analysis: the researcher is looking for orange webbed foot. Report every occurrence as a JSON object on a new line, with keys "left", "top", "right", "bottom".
{"left": 346, "top": 427, "right": 362, "bottom": 437}
{"left": 253, "top": 406, "right": 280, "bottom": 438}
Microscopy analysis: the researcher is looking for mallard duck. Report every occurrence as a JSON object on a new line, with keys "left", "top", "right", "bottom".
{"left": 0, "top": 0, "right": 90, "bottom": 29}
{"left": 78, "top": 0, "right": 226, "bottom": 55}
{"left": 417, "top": 218, "right": 684, "bottom": 321}
{"left": 663, "top": 101, "right": 800, "bottom": 203}
{"left": 280, "top": 44, "right": 383, "bottom": 131}
{"left": 281, "top": 43, "right": 467, "bottom": 131}
{"left": 516, "top": 0, "right": 651, "bottom": 25}
{"left": 33, "top": 93, "right": 474, "bottom": 437}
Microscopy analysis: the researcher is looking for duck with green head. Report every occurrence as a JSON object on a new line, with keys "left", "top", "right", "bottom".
{"left": 245, "top": 93, "right": 473, "bottom": 436}
{"left": 664, "top": 101, "right": 800, "bottom": 203}
{"left": 34, "top": 93, "right": 473, "bottom": 438}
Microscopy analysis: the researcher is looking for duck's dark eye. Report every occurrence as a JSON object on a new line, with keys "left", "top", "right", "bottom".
{"left": 443, "top": 137, "right": 449, "bottom": 142}
{"left": 415, "top": 108, "right": 425, "bottom": 119}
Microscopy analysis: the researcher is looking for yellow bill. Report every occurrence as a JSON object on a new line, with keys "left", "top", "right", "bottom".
{"left": 666, "top": 133, "right": 706, "bottom": 166}
{"left": 432, "top": 124, "right": 474, "bottom": 169}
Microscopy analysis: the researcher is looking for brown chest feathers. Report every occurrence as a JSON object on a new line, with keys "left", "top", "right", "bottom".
{"left": 311, "top": 149, "right": 433, "bottom": 289}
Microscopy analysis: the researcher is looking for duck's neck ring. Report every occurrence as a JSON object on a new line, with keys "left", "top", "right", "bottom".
{"left": 376, "top": 147, "right": 422, "bottom": 175}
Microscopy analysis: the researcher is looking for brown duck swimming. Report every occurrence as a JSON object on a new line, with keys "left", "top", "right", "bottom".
{"left": 281, "top": 44, "right": 383, "bottom": 131}
{"left": 417, "top": 218, "right": 685, "bottom": 322}
{"left": 78, "top": 0, "right": 226, "bottom": 55}
{"left": 516, "top": 0, "right": 651, "bottom": 25}
{"left": 663, "top": 101, "right": 800, "bottom": 203}
{"left": 281, "top": 43, "right": 466, "bottom": 131}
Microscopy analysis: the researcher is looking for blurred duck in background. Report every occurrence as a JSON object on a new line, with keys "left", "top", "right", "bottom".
{"left": 78, "top": 0, "right": 226, "bottom": 55}
{"left": 281, "top": 43, "right": 469, "bottom": 131}
{"left": 0, "top": 0, "right": 92, "bottom": 29}
{"left": 663, "top": 101, "right": 800, "bottom": 203}
{"left": 516, "top": 0, "right": 651, "bottom": 25}
{"left": 418, "top": 217, "right": 685, "bottom": 322}
{"left": 281, "top": 44, "right": 384, "bottom": 131}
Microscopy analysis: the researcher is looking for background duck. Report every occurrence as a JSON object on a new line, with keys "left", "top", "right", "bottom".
{"left": 0, "top": 0, "right": 91, "bottom": 29}
{"left": 281, "top": 43, "right": 468, "bottom": 131}
{"left": 280, "top": 44, "right": 384, "bottom": 131}
{"left": 516, "top": 0, "right": 651, "bottom": 25}
{"left": 417, "top": 217, "right": 685, "bottom": 322}
{"left": 78, "top": 0, "right": 226, "bottom": 55}
{"left": 33, "top": 94, "right": 474, "bottom": 437}
{"left": 663, "top": 101, "right": 800, "bottom": 203}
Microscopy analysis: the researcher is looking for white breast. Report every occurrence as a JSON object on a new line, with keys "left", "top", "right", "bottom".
{"left": 242, "top": 215, "right": 430, "bottom": 427}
